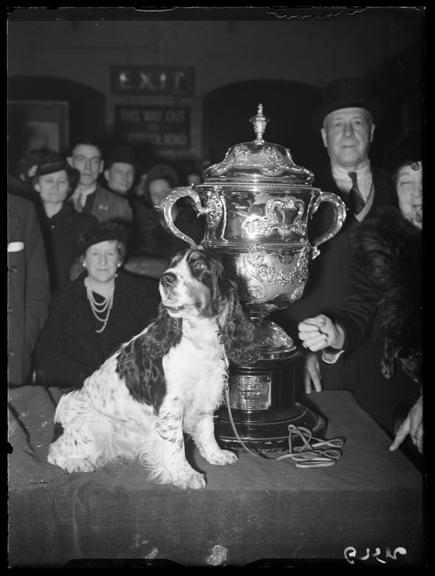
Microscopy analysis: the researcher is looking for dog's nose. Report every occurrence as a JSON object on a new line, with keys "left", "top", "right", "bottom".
{"left": 160, "top": 272, "right": 177, "bottom": 287}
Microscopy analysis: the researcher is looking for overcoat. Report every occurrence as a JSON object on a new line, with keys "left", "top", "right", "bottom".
{"left": 7, "top": 193, "right": 50, "bottom": 386}
{"left": 36, "top": 201, "right": 96, "bottom": 292}
{"left": 329, "top": 206, "right": 422, "bottom": 431}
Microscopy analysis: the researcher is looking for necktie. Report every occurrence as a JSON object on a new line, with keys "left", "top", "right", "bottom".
{"left": 347, "top": 172, "right": 365, "bottom": 215}
{"left": 71, "top": 188, "right": 93, "bottom": 212}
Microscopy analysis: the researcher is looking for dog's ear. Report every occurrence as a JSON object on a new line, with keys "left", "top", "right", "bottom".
{"left": 116, "top": 306, "right": 182, "bottom": 414}
{"left": 207, "top": 253, "right": 238, "bottom": 317}
{"left": 116, "top": 335, "right": 166, "bottom": 414}
{"left": 219, "top": 290, "right": 262, "bottom": 367}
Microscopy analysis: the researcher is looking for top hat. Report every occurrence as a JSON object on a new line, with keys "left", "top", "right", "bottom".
{"left": 105, "top": 145, "right": 136, "bottom": 168}
{"left": 27, "top": 150, "right": 80, "bottom": 186}
{"left": 311, "top": 77, "right": 378, "bottom": 130}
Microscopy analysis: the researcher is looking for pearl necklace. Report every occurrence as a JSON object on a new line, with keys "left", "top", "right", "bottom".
{"left": 85, "top": 277, "right": 115, "bottom": 334}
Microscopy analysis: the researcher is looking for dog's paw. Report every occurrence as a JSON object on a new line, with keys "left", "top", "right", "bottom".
{"left": 204, "top": 448, "right": 238, "bottom": 466}
{"left": 174, "top": 468, "right": 206, "bottom": 490}
{"left": 62, "top": 458, "right": 95, "bottom": 473}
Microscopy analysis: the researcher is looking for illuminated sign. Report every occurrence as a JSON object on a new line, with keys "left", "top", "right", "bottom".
{"left": 111, "top": 67, "right": 194, "bottom": 96}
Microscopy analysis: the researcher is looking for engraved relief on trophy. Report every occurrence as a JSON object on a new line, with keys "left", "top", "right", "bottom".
{"left": 240, "top": 196, "right": 306, "bottom": 241}
{"left": 234, "top": 246, "right": 310, "bottom": 305}
{"left": 203, "top": 188, "right": 225, "bottom": 242}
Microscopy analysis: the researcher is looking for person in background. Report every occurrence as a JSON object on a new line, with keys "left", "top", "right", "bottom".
{"left": 9, "top": 147, "right": 46, "bottom": 201}
{"left": 8, "top": 192, "right": 50, "bottom": 387}
{"left": 129, "top": 161, "right": 150, "bottom": 203}
{"left": 67, "top": 139, "right": 132, "bottom": 224}
{"left": 128, "top": 163, "right": 204, "bottom": 261}
{"left": 272, "top": 77, "right": 397, "bottom": 392}
{"left": 179, "top": 159, "right": 203, "bottom": 186}
{"left": 298, "top": 132, "right": 422, "bottom": 455}
{"left": 28, "top": 149, "right": 96, "bottom": 293}
{"left": 103, "top": 144, "right": 136, "bottom": 200}
{"left": 34, "top": 222, "right": 160, "bottom": 390}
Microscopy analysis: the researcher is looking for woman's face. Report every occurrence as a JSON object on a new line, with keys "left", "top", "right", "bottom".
{"left": 149, "top": 178, "right": 172, "bottom": 208}
{"left": 83, "top": 240, "right": 122, "bottom": 284}
{"left": 396, "top": 161, "right": 422, "bottom": 229}
{"left": 35, "top": 170, "right": 69, "bottom": 205}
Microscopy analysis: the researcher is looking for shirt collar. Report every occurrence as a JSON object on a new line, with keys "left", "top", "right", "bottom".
{"left": 75, "top": 184, "right": 97, "bottom": 196}
{"left": 331, "top": 159, "right": 371, "bottom": 181}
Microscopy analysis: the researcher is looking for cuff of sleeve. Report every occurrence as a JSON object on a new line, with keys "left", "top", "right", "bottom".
{"left": 321, "top": 347, "right": 345, "bottom": 364}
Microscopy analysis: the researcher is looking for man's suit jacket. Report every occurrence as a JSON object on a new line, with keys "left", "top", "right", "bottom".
{"left": 85, "top": 184, "right": 133, "bottom": 224}
{"left": 8, "top": 193, "right": 50, "bottom": 385}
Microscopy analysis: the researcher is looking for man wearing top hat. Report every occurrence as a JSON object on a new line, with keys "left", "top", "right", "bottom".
{"left": 273, "top": 77, "right": 397, "bottom": 392}
{"left": 311, "top": 76, "right": 396, "bottom": 224}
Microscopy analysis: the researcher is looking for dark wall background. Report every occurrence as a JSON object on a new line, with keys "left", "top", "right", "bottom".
{"left": 203, "top": 79, "right": 322, "bottom": 170}
{"left": 7, "top": 7, "right": 425, "bottom": 173}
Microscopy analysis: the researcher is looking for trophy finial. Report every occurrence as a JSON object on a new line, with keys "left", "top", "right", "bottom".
{"left": 250, "top": 103, "right": 269, "bottom": 144}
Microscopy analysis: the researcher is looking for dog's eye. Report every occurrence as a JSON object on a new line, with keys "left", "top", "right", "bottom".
{"left": 191, "top": 259, "right": 207, "bottom": 274}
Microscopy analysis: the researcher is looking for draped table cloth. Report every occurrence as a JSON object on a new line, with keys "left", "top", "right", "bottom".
{"left": 8, "top": 386, "right": 424, "bottom": 567}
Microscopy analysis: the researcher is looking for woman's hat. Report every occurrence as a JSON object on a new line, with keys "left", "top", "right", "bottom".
{"left": 383, "top": 131, "right": 422, "bottom": 177}
{"left": 146, "top": 163, "right": 179, "bottom": 188}
{"left": 75, "top": 221, "right": 130, "bottom": 257}
{"left": 311, "top": 77, "right": 378, "bottom": 130}
{"left": 27, "top": 149, "right": 80, "bottom": 186}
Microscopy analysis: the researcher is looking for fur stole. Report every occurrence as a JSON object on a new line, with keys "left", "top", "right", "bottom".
{"left": 351, "top": 206, "right": 422, "bottom": 382}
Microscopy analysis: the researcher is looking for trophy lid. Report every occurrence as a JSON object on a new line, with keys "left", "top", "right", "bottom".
{"left": 203, "top": 104, "right": 314, "bottom": 185}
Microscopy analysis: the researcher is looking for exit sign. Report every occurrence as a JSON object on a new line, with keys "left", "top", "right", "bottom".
{"left": 111, "top": 66, "right": 194, "bottom": 96}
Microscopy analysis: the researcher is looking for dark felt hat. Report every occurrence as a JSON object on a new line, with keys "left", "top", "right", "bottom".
{"left": 145, "top": 163, "right": 179, "bottom": 188}
{"left": 311, "top": 77, "right": 378, "bottom": 130}
{"left": 27, "top": 150, "right": 80, "bottom": 185}
{"left": 105, "top": 145, "right": 136, "bottom": 168}
{"left": 75, "top": 221, "right": 130, "bottom": 257}
{"left": 383, "top": 131, "right": 422, "bottom": 176}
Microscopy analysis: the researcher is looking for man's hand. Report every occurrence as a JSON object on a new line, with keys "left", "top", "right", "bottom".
{"left": 298, "top": 314, "right": 345, "bottom": 352}
{"left": 304, "top": 352, "right": 322, "bottom": 394}
{"left": 390, "top": 395, "right": 423, "bottom": 453}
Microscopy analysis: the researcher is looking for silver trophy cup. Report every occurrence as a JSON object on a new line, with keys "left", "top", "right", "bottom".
{"left": 159, "top": 104, "right": 346, "bottom": 449}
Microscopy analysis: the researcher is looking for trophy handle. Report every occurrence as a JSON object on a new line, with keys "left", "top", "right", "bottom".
{"left": 158, "top": 186, "right": 208, "bottom": 247}
{"left": 310, "top": 192, "right": 347, "bottom": 259}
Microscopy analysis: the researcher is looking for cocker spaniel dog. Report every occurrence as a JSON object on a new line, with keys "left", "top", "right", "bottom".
{"left": 48, "top": 247, "right": 260, "bottom": 489}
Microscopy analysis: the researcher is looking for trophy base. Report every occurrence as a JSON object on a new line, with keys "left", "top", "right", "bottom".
{"left": 216, "top": 403, "right": 326, "bottom": 452}
{"left": 215, "top": 338, "right": 327, "bottom": 452}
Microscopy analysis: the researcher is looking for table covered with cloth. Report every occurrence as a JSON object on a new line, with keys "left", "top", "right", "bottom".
{"left": 8, "top": 386, "right": 424, "bottom": 567}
